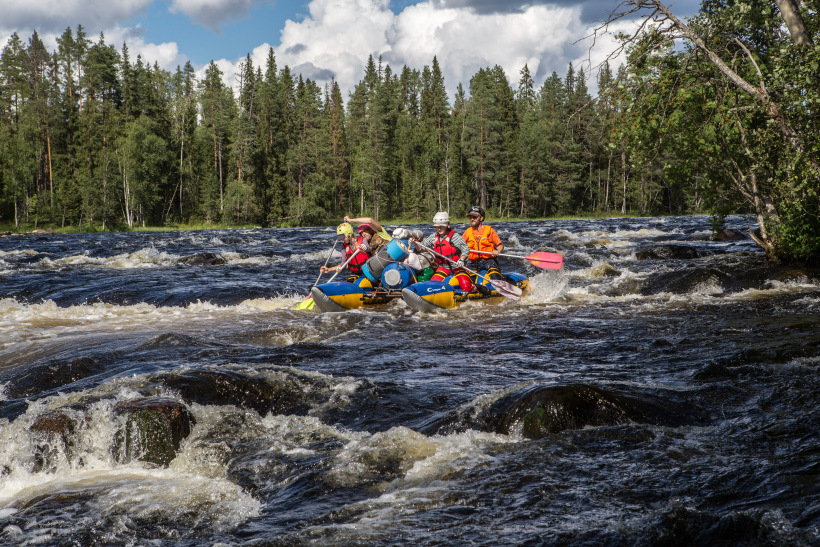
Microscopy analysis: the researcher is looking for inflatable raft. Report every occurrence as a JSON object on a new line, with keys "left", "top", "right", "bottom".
{"left": 310, "top": 235, "right": 530, "bottom": 312}
{"left": 310, "top": 238, "right": 418, "bottom": 312}
{"left": 401, "top": 272, "right": 529, "bottom": 312}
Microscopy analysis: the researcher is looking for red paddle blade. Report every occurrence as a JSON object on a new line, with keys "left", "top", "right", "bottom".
{"left": 526, "top": 252, "right": 563, "bottom": 269}
{"left": 489, "top": 278, "right": 522, "bottom": 300}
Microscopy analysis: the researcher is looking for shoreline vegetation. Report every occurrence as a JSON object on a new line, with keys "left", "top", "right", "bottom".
{"left": 1, "top": 212, "right": 727, "bottom": 237}
{"left": 1, "top": 0, "right": 817, "bottom": 261}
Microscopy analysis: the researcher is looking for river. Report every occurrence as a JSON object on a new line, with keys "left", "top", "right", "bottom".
{"left": 0, "top": 216, "right": 818, "bottom": 545}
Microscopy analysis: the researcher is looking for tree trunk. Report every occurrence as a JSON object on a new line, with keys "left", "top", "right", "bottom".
{"left": 621, "top": 151, "right": 627, "bottom": 214}
{"left": 774, "top": 0, "right": 813, "bottom": 45}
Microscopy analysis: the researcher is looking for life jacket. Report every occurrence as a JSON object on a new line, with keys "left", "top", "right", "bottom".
{"left": 344, "top": 236, "right": 369, "bottom": 273}
{"left": 464, "top": 224, "right": 497, "bottom": 262}
{"left": 433, "top": 229, "right": 460, "bottom": 265}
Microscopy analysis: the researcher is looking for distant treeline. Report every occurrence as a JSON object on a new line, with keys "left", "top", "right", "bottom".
{"left": 1, "top": 27, "right": 720, "bottom": 230}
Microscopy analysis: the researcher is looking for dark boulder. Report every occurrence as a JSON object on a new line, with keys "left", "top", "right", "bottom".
{"left": 641, "top": 267, "right": 741, "bottom": 296}
{"left": 157, "top": 369, "right": 311, "bottom": 416}
{"left": 113, "top": 397, "right": 195, "bottom": 466}
{"left": 712, "top": 228, "right": 746, "bottom": 241}
{"left": 177, "top": 252, "right": 226, "bottom": 266}
{"left": 30, "top": 411, "right": 78, "bottom": 473}
{"left": 635, "top": 245, "right": 703, "bottom": 260}
{"left": 4, "top": 357, "right": 104, "bottom": 399}
{"left": 482, "top": 384, "right": 699, "bottom": 439}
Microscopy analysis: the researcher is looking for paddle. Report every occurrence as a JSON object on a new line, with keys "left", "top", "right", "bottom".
{"left": 310, "top": 239, "right": 339, "bottom": 290}
{"left": 325, "top": 248, "right": 362, "bottom": 283}
{"left": 295, "top": 245, "right": 362, "bottom": 311}
{"left": 471, "top": 249, "right": 563, "bottom": 270}
{"left": 415, "top": 241, "right": 522, "bottom": 300}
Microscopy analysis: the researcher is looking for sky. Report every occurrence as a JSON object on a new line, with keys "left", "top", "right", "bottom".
{"left": 0, "top": 0, "right": 700, "bottom": 99}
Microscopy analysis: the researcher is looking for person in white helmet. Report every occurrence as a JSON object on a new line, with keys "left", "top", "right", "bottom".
{"left": 411, "top": 211, "right": 474, "bottom": 293}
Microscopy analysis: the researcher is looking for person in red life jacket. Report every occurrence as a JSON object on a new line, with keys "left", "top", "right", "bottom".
{"left": 463, "top": 205, "right": 504, "bottom": 294}
{"left": 320, "top": 222, "right": 371, "bottom": 282}
{"left": 411, "top": 211, "right": 474, "bottom": 293}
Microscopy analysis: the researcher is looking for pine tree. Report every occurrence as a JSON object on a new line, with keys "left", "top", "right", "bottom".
{"left": 288, "top": 76, "right": 332, "bottom": 224}
{"left": 463, "top": 66, "right": 517, "bottom": 215}
{"left": 516, "top": 64, "right": 545, "bottom": 217}
{"left": 198, "top": 61, "right": 235, "bottom": 220}
{"left": 420, "top": 57, "right": 450, "bottom": 214}
{"left": 0, "top": 33, "right": 29, "bottom": 226}
{"left": 326, "top": 79, "right": 348, "bottom": 215}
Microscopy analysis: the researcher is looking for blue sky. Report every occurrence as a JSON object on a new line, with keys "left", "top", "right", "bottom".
{"left": 1, "top": 0, "right": 700, "bottom": 97}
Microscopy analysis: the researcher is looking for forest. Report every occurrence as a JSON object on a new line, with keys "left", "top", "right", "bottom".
{"left": 1, "top": 0, "right": 818, "bottom": 261}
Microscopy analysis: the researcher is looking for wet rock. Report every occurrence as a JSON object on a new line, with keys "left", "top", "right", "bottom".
{"left": 4, "top": 357, "right": 104, "bottom": 399}
{"left": 712, "top": 228, "right": 746, "bottom": 241}
{"left": 30, "top": 411, "right": 78, "bottom": 473}
{"left": 157, "top": 369, "right": 310, "bottom": 416}
{"left": 769, "top": 268, "right": 817, "bottom": 283}
{"left": 641, "top": 268, "right": 741, "bottom": 296}
{"left": 114, "top": 397, "right": 195, "bottom": 466}
{"left": 635, "top": 245, "right": 703, "bottom": 260}
{"left": 607, "top": 277, "right": 648, "bottom": 296}
{"left": 480, "top": 384, "right": 698, "bottom": 439}
{"left": 650, "top": 505, "right": 802, "bottom": 546}
{"left": 177, "top": 252, "right": 226, "bottom": 266}
{"left": 30, "top": 229, "right": 53, "bottom": 236}
{"left": 31, "top": 410, "right": 76, "bottom": 439}
{"left": 588, "top": 262, "right": 619, "bottom": 278}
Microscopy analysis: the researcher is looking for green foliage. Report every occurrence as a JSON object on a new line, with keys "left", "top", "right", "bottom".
{"left": 1, "top": 9, "right": 818, "bottom": 262}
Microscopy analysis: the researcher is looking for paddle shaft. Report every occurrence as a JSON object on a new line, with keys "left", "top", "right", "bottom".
{"left": 325, "top": 248, "right": 362, "bottom": 283}
{"left": 311, "top": 239, "right": 339, "bottom": 289}
{"left": 415, "top": 242, "right": 521, "bottom": 300}
{"left": 470, "top": 249, "right": 562, "bottom": 269}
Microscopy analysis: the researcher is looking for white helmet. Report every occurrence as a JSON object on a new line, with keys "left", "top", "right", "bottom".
{"left": 392, "top": 227, "right": 410, "bottom": 239}
{"left": 432, "top": 212, "right": 450, "bottom": 226}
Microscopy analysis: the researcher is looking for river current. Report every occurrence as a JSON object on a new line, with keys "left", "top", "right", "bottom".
{"left": 0, "top": 216, "right": 819, "bottom": 545}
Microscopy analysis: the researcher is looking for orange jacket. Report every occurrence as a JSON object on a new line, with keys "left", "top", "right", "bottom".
{"left": 463, "top": 225, "right": 501, "bottom": 262}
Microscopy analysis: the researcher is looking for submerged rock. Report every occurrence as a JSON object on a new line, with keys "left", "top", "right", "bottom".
{"left": 641, "top": 268, "right": 741, "bottom": 296}
{"left": 4, "top": 357, "right": 104, "bottom": 399}
{"left": 635, "top": 245, "right": 703, "bottom": 260}
{"left": 177, "top": 252, "right": 226, "bottom": 266}
{"left": 712, "top": 228, "right": 746, "bottom": 241}
{"left": 157, "top": 369, "right": 311, "bottom": 416}
{"left": 481, "top": 384, "right": 699, "bottom": 439}
{"left": 114, "top": 397, "right": 195, "bottom": 466}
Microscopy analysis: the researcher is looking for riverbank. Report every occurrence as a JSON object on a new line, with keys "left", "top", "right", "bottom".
{"left": 0, "top": 211, "right": 708, "bottom": 236}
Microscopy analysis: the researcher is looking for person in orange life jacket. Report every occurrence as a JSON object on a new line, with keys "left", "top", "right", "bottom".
{"left": 320, "top": 222, "right": 371, "bottom": 282}
{"left": 344, "top": 216, "right": 392, "bottom": 253}
{"left": 411, "top": 211, "right": 474, "bottom": 293}
{"left": 463, "top": 205, "right": 505, "bottom": 290}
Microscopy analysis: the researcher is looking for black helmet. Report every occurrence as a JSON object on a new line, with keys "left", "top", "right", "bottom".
{"left": 467, "top": 205, "right": 484, "bottom": 218}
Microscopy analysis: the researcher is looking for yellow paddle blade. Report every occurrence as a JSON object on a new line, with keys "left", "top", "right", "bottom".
{"left": 293, "top": 296, "right": 315, "bottom": 310}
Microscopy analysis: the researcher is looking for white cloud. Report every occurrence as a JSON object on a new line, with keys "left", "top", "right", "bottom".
{"left": 0, "top": 0, "right": 153, "bottom": 35}
{"left": 0, "top": 0, "right": 186, "bottom": 75}
{"left": 241, "top": 0, "right": 620, "bottom": 99}
{"left": 390, "top": 3, "right": 582, "bottom": 91}
{"left": 0, "top": 0, "right": 639, "bottom": 101}
{"left": 169, "top": 0, "right": 257, "bottom": 31}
